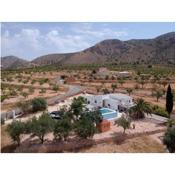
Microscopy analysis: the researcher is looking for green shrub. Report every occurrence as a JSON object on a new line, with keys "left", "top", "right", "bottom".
{"left": 52, "top": 85, "right": 59, "bottom": 92}
{"left": 29, "top": 87, "right": 34, "bottom": 93}
{"left": 163, "top": 126, "right": 175, "bottom": 153}
{"left": 23, "top": 80, "right": 28, "bottom": 84}
{"left": 1, "top": 95, "right": 7, "bottom": 102}
{"left": 31, "top": 97, "right": 47, "bottom": 112}
{"left": 167, "top": 119, "right": 175, "bottom": 128}
{"left": 22, "top": 92, "right": 28, "bottom": 98}
{"left": 9, "top": 90, "right": 18, "bottom": 96}
{"left": 39, "top": 78, "right": 48, "bottom": 85}
{"left": 151, "top": 105, "right": 169, "bottom": 118}
{"left": 31, "top": 80, "right": 36, "bottom": 84}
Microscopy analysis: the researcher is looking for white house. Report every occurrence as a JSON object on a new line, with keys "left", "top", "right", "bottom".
{"left": 82, "top": 93, "right": 134, "bottom": 112}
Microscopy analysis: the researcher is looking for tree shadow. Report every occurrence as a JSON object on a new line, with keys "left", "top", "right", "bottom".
{"left": 1, "top": 144, "right": 18, "bottom": 153}
{"left": 14, "top": 136, "right": 96, "bottom": 153}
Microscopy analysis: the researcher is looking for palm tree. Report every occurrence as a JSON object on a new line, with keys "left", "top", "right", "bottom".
{"left": 129, "top": 98, "right": 152, "bottom": 119}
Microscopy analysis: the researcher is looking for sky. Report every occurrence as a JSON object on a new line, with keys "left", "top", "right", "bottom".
{"left": 1, "top": 22, "right": 175, "bottom": 60}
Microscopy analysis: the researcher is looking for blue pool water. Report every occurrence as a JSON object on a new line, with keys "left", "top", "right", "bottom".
{"left": 100, "top": 108, "right": 117, "bottom": 120}
{"left": 100, "top": 108, "right": 112, "bottom": 114}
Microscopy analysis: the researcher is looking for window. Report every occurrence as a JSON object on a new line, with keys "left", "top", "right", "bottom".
{"left": 95, "top": 100, "right": 97, "bottom": 103}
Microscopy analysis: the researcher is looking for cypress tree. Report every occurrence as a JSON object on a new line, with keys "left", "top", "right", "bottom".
{"left": 166, "top": 84, "right": 174, "bottom": 117}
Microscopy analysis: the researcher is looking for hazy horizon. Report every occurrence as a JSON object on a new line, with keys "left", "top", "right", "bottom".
{"left": 1, "top": 22, "right": 175, "bottom": 60}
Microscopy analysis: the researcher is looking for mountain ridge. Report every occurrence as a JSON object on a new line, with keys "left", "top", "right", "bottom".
{"left": 1, "top": 32, "right": 175, "bottom": 69}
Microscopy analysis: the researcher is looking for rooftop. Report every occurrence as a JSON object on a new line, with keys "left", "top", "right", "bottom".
{"left": 83, "top": 93, "right": 132, "bottom": 100}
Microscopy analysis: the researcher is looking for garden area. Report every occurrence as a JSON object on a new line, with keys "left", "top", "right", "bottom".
{"left": 1, "top": 96, "right": 175, "bottom": 153}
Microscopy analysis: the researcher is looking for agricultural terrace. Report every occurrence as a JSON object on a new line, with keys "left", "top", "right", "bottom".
{"left": 1, "top": 64, "right": 175, "bottom": 115}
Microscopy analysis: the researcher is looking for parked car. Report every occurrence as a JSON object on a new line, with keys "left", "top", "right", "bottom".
{"left": 49, "top": 111, "right": 61, "bottom": 119}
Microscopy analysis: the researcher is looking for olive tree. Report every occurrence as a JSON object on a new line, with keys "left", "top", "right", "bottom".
{"left": 74, "top": 116, "right": 96, "bottom": 139}
{"left": 70, "top": 96, "right": 87, "bottom": 118}
{"left": 53, "top": 117, "right": 72, "bottom": 141}
{"left": 6, "top": 120, "right": 25, "bottom": 146}
{"left": 115, "top": 116, "right": 131, "bottom": 134}
{"left": 31, "top": 112, "right": 54, "bottom": 144}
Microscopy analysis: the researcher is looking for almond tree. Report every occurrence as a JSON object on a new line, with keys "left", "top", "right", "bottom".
{"left": 153, "top": 89, "right": 163, "bottom": 102}
{"left": 126, "top": 88, "right": 133, "bottom": 96}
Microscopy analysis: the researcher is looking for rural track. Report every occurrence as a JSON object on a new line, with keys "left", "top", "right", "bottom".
{"left": 47, "top": 85, "right": 86, "bottom": 105}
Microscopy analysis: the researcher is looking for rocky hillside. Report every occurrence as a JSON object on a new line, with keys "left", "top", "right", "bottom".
{"left": 2, "top": 32, "right": 175, "bottom": 69}
{"left": 1, "top": 56, "right": 37, "bottom": 70}
{"left": 1, "top": 56, "right": 29, "bottom": 69}
{"left": 32, "top": 32, "right": 175, "bottom": 66}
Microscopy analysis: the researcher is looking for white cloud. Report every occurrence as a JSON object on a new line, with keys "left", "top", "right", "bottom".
{"left": 45, "top": 30, "right": 90, "bottom": 52}
{"left": 14, "top": 29, "right": 42, "bottom": 50}
{"left": 2, "top": 28, "right": 43, "bottom": 58}
{"left": 72, "top": 24, "right": 128, "bottom": 39}
{"left": 1, "top": 24, "right": 128, "bottom": 59}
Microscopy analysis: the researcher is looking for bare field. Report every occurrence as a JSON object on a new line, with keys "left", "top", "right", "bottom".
{"left": 1, "top": 68, "right": 175, "bottom": 113}
{"left": 80, "top": 135, "right": 166, "bottom": 153}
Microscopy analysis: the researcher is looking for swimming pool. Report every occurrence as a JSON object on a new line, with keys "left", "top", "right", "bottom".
{"left": 100, "top": 108, "right": 118, "bottom": 120}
